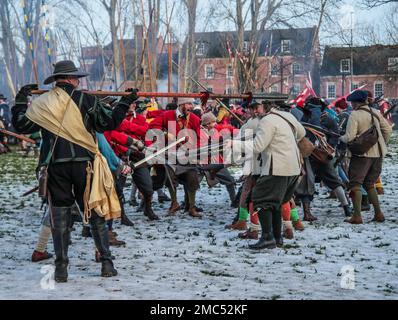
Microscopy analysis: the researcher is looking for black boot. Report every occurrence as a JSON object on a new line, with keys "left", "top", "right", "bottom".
{"left": 90, "top": 213, "right": 117, "bottom": 277}
{"left": 226, "top": 184, "right": 237, "bottom": 208}
{"left": 143, "top": 195, "right": 160, "bottom": 221}
{"left": 51, "top": 207, "right": 72, "bottom": 283}
{"left": 343, "top": 205, "right": 353, "bottom": 217}
{"left": 249, "top": 209, "right": 276, "bottom": 250}
{"left": 120, "top": 205, "right": 134, "bottom": 227}
{"left": 272, "top": 209, "right": 283, "bottom": 247}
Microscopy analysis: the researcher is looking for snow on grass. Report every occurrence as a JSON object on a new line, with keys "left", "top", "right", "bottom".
{"left": 0, "top": 136, "right": 397, "bottom": 300}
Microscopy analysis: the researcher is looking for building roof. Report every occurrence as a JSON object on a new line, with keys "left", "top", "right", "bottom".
{"left": 187, "top": 27, "right": 317, "bottom": 58}
{"left": 321, "top": 45, "right": 398, "bottom": 76}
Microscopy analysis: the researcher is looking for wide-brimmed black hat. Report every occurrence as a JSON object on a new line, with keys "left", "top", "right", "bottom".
{"left": 44, "top": 60, "right": 89, "bottom": 85}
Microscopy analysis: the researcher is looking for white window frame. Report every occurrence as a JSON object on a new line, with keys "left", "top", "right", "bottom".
{"left": 226, "top": 86, "right": 233, "bottom": 95}
{"left": 243, "top": 41, "right": 250, "bottom": 53}
{"left": 281, "top": 40, "right": 291, "bottom": 53}
{"left": 292, "top": 62, "right": 301, "bottom": 75}
{"left": 271, "top": 64, "right": 279, "bottom": 76}
{"left": 351, "top": 82, "right": 359, "bottom": 91}
{"left": 205, "top": 64, "right": 214, "bottom": 79}
{"left": 340, "top": 59, "right": 351, "bottom": 73}
{"left": 374, "top": 82, "right": 383, "bottom": 97}
{"left": 388, "top": 57, "right": 398, "bottom": 71}
{"left": 327, "top": 83, "right": 336, "bottom": 99}
{"left": 196, "top": 42, "right": 206, "bottom": 56}
{"left": 270, "top": 85, "right": 279, "bottom": 94}
{"left": 226, "top": 64, "right": 234, "bottom": 79}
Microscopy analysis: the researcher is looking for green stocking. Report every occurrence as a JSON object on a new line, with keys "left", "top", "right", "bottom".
{"left": 238, "top": 207, "right": 249, "bottom": 221}
{"left": 367, "top": 187, "right": 382, "bottom": 215}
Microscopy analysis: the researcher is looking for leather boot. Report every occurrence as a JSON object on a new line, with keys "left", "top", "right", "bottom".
{"left": 249, "top": 209, "right": 276, "bottom": 250}
{"left": 168, "top": 201, "right": 180, "bottom": 215}
{"left": 225, "top": 220, "right": 247, "bottom": 230}
{"left": 273, "top": 210, "right": 283, "bottom": 247}
{"left": 120, "top": 205, "right": 134, "bottom": 227}
{"left": 82, "top": 226, "right": 92, "bottom": 238}
{"left": 108, "top": 230, "right": 126, "bottom": 246}
{"left": 303, "top": 202, "right": 317, "bottom": 221}
{"left": 293, "top": 219, "right": 305, "bottom": 231}
{"left": 90, "top": 213, "right": 117, "bottom": 277}
{"left": 238, "top": 229, "right": 259, "bottom": 240}
{"left": 143, "top": 195, "right": 159, "bottom": 221}
{"left": 51, "top": 207, "right": 72, "bottom": 283}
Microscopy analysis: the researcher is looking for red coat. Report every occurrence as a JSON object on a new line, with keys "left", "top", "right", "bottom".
{"left": 104, "top": 130, "right": 129, "bottom": 157}
{"left": 117, "top": 114, "right": 149, "bottom": 141}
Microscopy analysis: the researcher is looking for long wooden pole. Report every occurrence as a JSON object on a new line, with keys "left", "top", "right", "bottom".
{"left": 0, "top": 129, "right": 36, "bottom": 144}
{"left": 31, "top": 89, "right": 253, "bottom": 100}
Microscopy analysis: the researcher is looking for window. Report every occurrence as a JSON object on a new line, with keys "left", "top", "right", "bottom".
{"left": 291, "top": 83, "right": 300, "bottom": 96}
{"left": 243, "top": 41, "right": 250, "bottom": 53}
{"left": 281, "top": 40, "right": 291, "bottom": 53}
{"left": 226, "top": 86, "right": 233, "bottom": 95}
{"left": 327, "top": 83, "right": 336, "bottom": 99}
{"left": 196, "top": 42, "right": 206, "bottom": 56}
{"left": 226, "top": 65, "right": 233, "bottom": 78}
{"left": 374, "top": 82, "right": 383, "bottom": 97}
{"left": 292, "top": 62, "right": 301, "bottom": 75}
{"left": 340, "top": 59, "right": 351, "bottom": 73}
{"left": 351, "top": 82, "right": 359, "bottom": 91}
{"left": 205, "top": 65, "right": 214, "bottom": 79}
{"left": 388, "top": 57, "right": 398, "bottom": 71}
{"left": 270, "top": 85, "right": 279, "bottom": 94}
{"left": 271, "top": 64, "right": 279, "bottom": 76}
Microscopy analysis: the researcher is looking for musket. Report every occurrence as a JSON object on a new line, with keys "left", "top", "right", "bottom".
{"left": 171, "top": 61, "right": 246, "bottom": 126}
{"left": 301, "top": 122, "right": 341, "bottom": 138}
{"left": 0, "top": 129, "right": 36, "bottom": 144}
{"left": 22, "top": 186, "right": 39, "bottom": 197}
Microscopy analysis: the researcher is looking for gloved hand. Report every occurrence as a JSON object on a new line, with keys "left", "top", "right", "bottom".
{"left": 15, "top": 84, "right": 38, "bottom": 104}
{"left": 120, "top": 88, "right": 139, "bottom": 106}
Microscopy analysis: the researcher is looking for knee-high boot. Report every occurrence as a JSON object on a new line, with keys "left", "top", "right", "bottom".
{"left": 90, "top": 213, "right": 117, "bottom": 277}
{"left": 272, "top": 209, "right": 283, "bottom": 247}
{"left": 143, "top": 194, "right": 159, "bottom": 221}
{"left": 249, "top": 208, "right": 276, "bottom": 250}
{"left": 51, "top": 207, "right": 72, "bottom": 283}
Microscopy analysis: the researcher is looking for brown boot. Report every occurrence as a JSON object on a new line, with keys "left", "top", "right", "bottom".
{"left": 238, "top": 229, "right": 259, "bottom": 240}
{"left": 371, "top": 212, "right": 385, "bottom": 223}
{"left": 345, "top": 215, "right": 363, "bottom": 224}
{"left": 188, "top": 207, "right": 202, "bottom": 218}
{"left": 303, "top": 203, "right": 317, "bottom": 222}
{"left": 283, "top": 228, "right": 294, "bottom": 240}
{"left": 226, "top": 220, "right": 247, "bottom": 230}
{"left": 108, "top": 231, "right": 126, "bottom": 246}
{"left": 168, "top": 201, "right": 180, "bottom": 216}
{"left": 293, "top": 219, "right": 305, "bottom": 231}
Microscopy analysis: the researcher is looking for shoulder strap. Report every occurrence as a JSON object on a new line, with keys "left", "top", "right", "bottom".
{"left": 270, "top": 112, "right": 297, "bottom": 137}
{"left": 358, "top": 107, "right": 380, "bottom": 124}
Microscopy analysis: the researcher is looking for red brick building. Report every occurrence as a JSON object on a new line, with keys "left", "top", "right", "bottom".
{"left": 180, "top": 27, "right": 320, "bottom": 96}
{"left": 320, "top": 45, "right": 398, "bottom": 100}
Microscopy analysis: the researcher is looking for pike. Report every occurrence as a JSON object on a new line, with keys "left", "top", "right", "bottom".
{"left": 172, "top": 61, "right": 245, "bottom": 126}
{"left": 0, "top": 129, "right": 36, "bottom": 144}
{"left": 132, "top": 137, "right": 187, "bottom": 169}
{"left": 31, "top": 89, "right": 252, "bottom": 101}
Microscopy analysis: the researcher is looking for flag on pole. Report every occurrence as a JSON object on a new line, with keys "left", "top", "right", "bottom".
{"left": 290, "top": 72, "right": 317, "bottom": 107}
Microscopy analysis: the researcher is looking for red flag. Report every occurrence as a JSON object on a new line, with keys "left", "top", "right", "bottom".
{"left": 290, "top": 73, "right": 317, "bottom": 107}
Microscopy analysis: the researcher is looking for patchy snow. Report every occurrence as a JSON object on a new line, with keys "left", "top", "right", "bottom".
{"left": 0, "top": 135, "right": 397, "bottom": 300}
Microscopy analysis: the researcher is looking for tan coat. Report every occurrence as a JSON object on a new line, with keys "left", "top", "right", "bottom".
{"left": 340, "top": 105, "right": 392, "bottom": 158}
{"left": 234, "top": 109, "right": 306, "bottom": 177}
